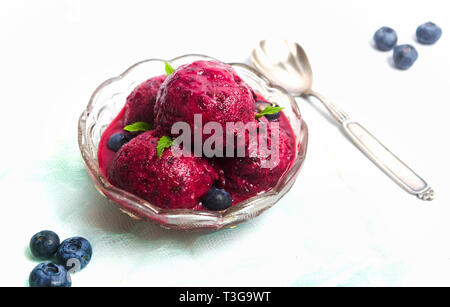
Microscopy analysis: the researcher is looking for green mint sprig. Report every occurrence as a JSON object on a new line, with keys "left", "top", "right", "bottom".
{"left": 255, "top": 106, "right": 284, "bottom": 119}
{"left": 165, "top": 62, "right": 175, "bottom": 76}
{"left": 123, "top": 121, "right": 152, "bottom": 132}
{"left": 157, "top": 136, "right": 173, "bottom": 158}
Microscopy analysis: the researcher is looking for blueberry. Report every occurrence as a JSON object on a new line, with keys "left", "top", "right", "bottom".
{"left": 373, "top": 27, "right": 398, "bottom": 51}
{"left": 416, "top": 22, "right": 442, "bottom": 45}
{"left": 107, "top": 133, "right": 131, "bottom": 152}
{"left": 255, "top": 100, "right": 281, "bottom": 121}
{"left": 29, "top": 262, "right": 71, "bottom": 287}
{"left": 29, "top": 230, "right": 60, "bottom": 259}
{"left": 56, "top": 237, "right": 92, "bottom": 271}
{"left": 393, "top": 44, "right": 418, "bottom": 70}
{"left": 264, "top": 111, "right": 281, "bottom": 121}
{"left": 202, "top": 187, "right": 232, "bottom": 211}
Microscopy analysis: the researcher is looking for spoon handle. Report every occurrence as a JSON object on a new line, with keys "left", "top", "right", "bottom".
{"left": 309, "top": 91, "right": 434, "bottom": 201}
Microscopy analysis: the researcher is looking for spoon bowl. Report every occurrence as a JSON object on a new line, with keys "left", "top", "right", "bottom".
{"left": 252, "top": 39, "right": 313, "bottom": 96}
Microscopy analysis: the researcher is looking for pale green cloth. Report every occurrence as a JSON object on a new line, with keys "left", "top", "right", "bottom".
{"left": 4, "top": 124, "right": 450, "bottom": 286}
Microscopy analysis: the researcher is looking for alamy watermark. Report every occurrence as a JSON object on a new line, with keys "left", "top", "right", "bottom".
{"left": 169, "top": 114, "right": 281, "bottom": 169}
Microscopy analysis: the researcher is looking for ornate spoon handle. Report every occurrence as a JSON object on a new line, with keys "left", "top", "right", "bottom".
{"left": 309, "top": 91, "right": 434, "bottom": 201}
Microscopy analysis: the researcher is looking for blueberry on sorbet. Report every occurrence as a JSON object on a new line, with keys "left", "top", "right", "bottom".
{"left": 202, "top": 187, "right": 232, "bottom": 211}
{"left": 416, "top": 22, "right": 442, "bottom": 45}
{"left": 107, "top": 133, "right": 132, "bottom": 152}
{"left": 264, "top": 108, "right": 281, "bottom": 121}
{"left": 255, "top": 101, "right": 281, "bottom": 121}
{"left": 56, "top": 237, "right": 92, "bottom": 271}
{"left": 393, "top": 44, "right": 418, "bottom": 70}
{"left": 373, "top": 27, "right": 398, "bottom": 51}
{"left": 29, "top": 262, "right": 71, "bottom": 287}
{"left": 29, "top": 230, "right": 60, "bottom": 259}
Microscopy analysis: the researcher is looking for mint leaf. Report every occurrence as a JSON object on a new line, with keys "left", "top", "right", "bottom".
{"left": 165, "top": 62, "right": 175, "bottom": 76}
{"left": 123, "top": 121, "right": 152, "bottom": 132}
{"left": 157, "top": 136, "right": 173, "bottom": 158}
{"left": 255, "top": 106, "right": 284, "bottom": 119}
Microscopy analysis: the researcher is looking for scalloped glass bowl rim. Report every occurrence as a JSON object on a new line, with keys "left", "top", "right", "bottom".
{"left": 78, "top": 54, "right": 308, "bottom": 231}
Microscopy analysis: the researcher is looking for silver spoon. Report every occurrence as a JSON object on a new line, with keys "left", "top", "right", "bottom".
{"left": 252, "top": 39, "right": 434, "bottom": 201}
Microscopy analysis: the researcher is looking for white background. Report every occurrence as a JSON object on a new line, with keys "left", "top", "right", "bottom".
{"left": 1, "top": 0, "right": 449, "bottom": 286}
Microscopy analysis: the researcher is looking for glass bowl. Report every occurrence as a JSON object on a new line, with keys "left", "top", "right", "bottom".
{"left": 78, "top": 54, "right": 308, "bottom": 231}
